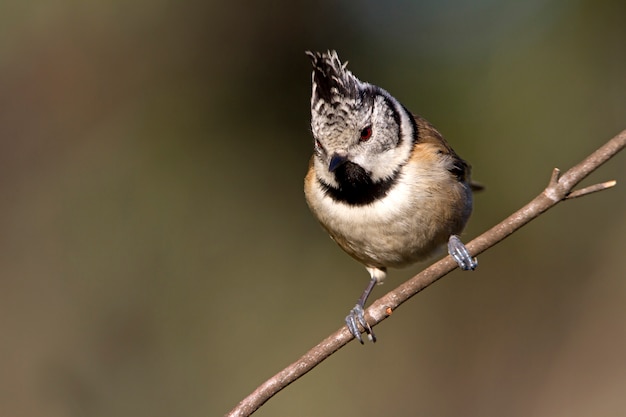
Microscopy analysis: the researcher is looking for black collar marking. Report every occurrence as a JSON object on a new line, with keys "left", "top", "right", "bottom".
{"left": 318, "top": 161, "right": 400, "bottom": 206}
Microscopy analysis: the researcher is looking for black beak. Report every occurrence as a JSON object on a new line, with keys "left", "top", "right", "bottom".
{"left": 329, "top": 153, "right": 348, "bottom": 172}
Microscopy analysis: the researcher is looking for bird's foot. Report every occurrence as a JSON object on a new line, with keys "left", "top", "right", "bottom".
{"left": 346, "top": 304, "right": 376, "bottom": 344}
{"left": 448, "top": 235, "right": 478, "bottom": 271}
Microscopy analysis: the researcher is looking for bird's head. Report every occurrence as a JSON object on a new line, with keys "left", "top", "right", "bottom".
{"left": 306, "top": 50, "right": 416, "bottom": 190}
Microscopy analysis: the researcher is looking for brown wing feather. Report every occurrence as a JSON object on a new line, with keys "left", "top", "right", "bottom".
{"left": 413, "top": 114, "right": 483, "bottom": 191}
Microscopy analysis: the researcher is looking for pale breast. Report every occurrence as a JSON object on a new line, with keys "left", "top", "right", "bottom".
{"left": 305, "top": 158, "right": 472, "bottom": 269}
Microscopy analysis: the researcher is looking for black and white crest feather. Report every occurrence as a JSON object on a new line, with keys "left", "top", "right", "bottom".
{"left": 306, "top": 50, "right": 361, "bottom": 105}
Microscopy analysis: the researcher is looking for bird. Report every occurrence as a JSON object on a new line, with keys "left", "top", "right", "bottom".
{"left": 304, "top": 50, "right": 479, "bottom": 344}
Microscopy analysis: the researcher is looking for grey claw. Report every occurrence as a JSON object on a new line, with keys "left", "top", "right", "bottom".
{"left": 345, "top": 310, "right": 363, "bottom": 344}
{"left": 448, "top": 235, "right": 478, "bottom": 271}
{"left": 345, "top": 304, "right": 376, "bottom": 344}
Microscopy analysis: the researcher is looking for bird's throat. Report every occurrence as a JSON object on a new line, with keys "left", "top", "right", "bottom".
{"left": 319, "top": 161, "right": 398, "bottom": 206}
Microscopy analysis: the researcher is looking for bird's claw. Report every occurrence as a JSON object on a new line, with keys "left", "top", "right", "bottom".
{"left": 448, "top": 235, "right": 478, "bottom": 270}
{"left": 346, "top": 304, "right": 376, "bottom": 344}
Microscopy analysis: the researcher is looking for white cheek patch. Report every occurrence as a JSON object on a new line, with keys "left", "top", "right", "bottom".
{"left": 366, "top": 94, "right": 415, "bottom": 182}
{"left": 349, "top": 152, "right": 369, "bottom": 169}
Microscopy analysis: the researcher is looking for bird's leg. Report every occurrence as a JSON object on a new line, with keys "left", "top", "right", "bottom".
{"left": 346, "top": 276, "right": 378, "bottom": 344}
{"left": 448, "top": 235, "right": 478, "bottom": 270}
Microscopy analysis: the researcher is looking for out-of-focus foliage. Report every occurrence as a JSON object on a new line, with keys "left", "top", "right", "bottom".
{"left": 1, "top": 1, "right": 624, "bottom": 416}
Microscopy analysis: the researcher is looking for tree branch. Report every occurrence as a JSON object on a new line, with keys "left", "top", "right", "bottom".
{"left": 226, "top": 129, "right": 626, "bottom": 417}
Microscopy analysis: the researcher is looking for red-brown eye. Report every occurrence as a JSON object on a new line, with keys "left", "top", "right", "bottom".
{"left": 360, "top": 126, "right": 372, "bottom": 141}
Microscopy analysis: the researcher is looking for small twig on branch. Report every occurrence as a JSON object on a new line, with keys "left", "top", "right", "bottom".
{"left": 565, "top": 180, "right": 617, "bottom": 199}
{"left": 226, "top": 129, "right": 626, "bottom": 417}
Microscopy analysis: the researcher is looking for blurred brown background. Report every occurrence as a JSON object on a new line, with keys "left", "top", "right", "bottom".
{"left": 1, "top": 1, "right": 625, "bottom": 416}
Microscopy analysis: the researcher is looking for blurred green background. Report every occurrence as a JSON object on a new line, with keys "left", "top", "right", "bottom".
{"left": 1, "top": 0, "right": 625, "bottom": 416}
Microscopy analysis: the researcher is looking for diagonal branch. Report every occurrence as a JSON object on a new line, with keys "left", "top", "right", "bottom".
{"left": 226, "top": 129, "right": 626, "bottom": 417}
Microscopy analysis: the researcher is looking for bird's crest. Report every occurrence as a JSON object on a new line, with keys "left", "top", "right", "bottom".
{"left": 306, "top": 50, "right": 361, "bottom": 107}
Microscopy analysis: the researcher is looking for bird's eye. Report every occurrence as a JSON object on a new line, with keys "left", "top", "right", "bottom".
{"left": 360, "top": 126, "right": 372, "bottom": 142}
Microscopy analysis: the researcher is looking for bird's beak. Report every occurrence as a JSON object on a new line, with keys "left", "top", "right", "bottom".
{"left": 328, "top": 153, "right": 348, "bottom": 172}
